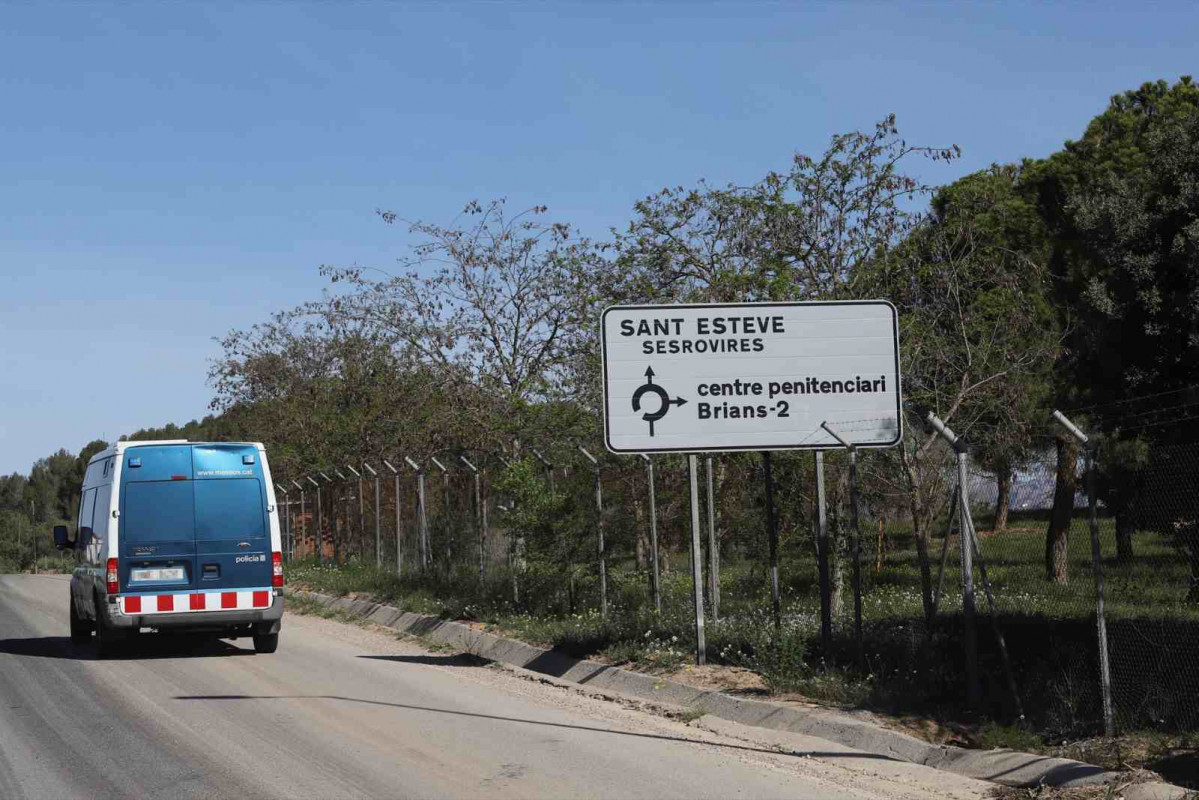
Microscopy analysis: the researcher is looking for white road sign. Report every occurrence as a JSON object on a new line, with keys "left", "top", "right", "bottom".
{"left": 601, "top": 301, "right": 902, "bottom": 454}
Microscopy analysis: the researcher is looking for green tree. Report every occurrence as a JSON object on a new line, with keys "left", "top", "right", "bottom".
{"left": 1024, "top": 77, "right": 1199, "bottom": 575}
{"left": 875, "top": 165, "right": 1060, "bottom": 609}
{"left": 924, "top": 166, "right": 1057, "bottom": 533}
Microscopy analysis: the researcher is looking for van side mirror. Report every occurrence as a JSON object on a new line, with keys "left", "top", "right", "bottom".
{"left": 52, "top": 525, "right": 71, "bottom": 551}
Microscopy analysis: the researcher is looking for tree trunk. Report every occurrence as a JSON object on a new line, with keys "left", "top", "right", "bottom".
{"left": 994, "top": 470, "right": 1012, "bottom": 533}
{"left": 1045, "top": 434, "right": 1078, "bottom": 584}
{"left": 900, "top": 446, "right": 935, "bottom": 625}
{"left": 1115, "top": 510, "right": 1135, "bottom": 564}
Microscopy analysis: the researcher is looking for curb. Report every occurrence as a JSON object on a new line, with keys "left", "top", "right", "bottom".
{"left": 287, "top": 588, "right": 1186, "bottom": 795}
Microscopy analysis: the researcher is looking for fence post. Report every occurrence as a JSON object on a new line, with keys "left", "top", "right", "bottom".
{"left": 334, "top": 470, "right": 349, "bottom": 563}
{"left": 405, "top": 458, "right": 429, "bottom": 571}
{"left": 533, "top": 448, "right": 571, "bottom": 605}
{"left": 291, "top": 480, "right": 306, "bottom": 559}
{"left": 579, "top": 447, "right": 606, "bottom": 619}
{"left": 641, "top": 454, "right": 661, "bottom": 615}
{"left": 318, "top": 474, "right": 333, "bottom": 564}
{"left": 346, "top": 465, "right": 364, "bottom": 560}
{"left": 1054, "top": 410, "right": 1115, "bottom": 737}
{"left": 815, "top": 451, "right": 832, "bottom": 653}
{"left": 431, "top": 457, "right": 449, "bottom": 569}
{"left": 822, "top": 422, "right": 863, "bottom": 667}
{"left": 687, "top": 454, "right": 707, "bottom": 665}
{"left": 275, "top": 484, "right": 290, "bottom": 563}
{"left": 962, "top": 507, "right": 1026, "bottom": 722}
{"left": 706, "top": 455, "right": 719, "bottom": 623}
{"left": 932, "top": 486, "right": 959, "bottom": 617}
{"left": 498, "top": 454, "right": 520, "bottom": 598}
{"left": 364, "top": 464, "right": 380, "bottom": 567}
{"left": 384, "top": 460, "right": 402, "bottom": 576}
{"left": 923, "top": 411, "right": 981, "bottom": 710}
{"left": 762, "top": 451, "right": 781, "bottom": 633}
{"left": 345, "top": 466, "right": 362, "bottom": 559}
{"left": 461, "top": 456, "right": 484, "bottom": 579}
{"left": 432, "top": 462, "right": 443, "bottom": 570}
{"left": 307, "top": 477, "right": 321, "bottom": 562}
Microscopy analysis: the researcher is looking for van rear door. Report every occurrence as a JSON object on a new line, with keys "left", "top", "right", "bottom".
{"left": 119, "top": 445, "right": 197, "bottom": 593}
{"left": 192, "top": 445, "right": 272, "bottom": 590}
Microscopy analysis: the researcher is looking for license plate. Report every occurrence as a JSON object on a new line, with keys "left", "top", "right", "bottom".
{"left": 131, "top": 567, "right": 185, "bottom": 582}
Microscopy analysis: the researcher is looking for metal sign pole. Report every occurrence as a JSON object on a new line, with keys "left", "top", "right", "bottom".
{"left": 762, "top": 452, "right": 781, "bottom": 633}
{"left": 706, "top": 455, "right": 719, "bottom": 623}
{"left": 384, "top": 460, "right": 402, "bottom": 576}
{"left": 579, "top": 447, "right": 606, "bottom": 619}
{"left": 687, "top": 455, "right": 707, "bottom": 665}
{"left": 822, "top": 422, "right": 863, "bottom": 667}
{"left": 641, "top": 454, "right": 661, "bottom": 615}
{"left": 815, "top": 451, "right": 832, "bottom": 653}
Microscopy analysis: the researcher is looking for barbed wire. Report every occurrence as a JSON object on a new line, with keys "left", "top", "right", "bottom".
{"left": 1062, "top": 385, "right": 1199, "bottom": 415}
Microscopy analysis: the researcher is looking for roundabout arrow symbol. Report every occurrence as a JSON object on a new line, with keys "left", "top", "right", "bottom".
{"left": 631, "top": 366, "right": 687, "bottom": 437}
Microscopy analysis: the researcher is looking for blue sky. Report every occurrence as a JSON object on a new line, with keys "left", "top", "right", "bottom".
{"left": 2, "top": 1, "right": 1196, "bottom": 474}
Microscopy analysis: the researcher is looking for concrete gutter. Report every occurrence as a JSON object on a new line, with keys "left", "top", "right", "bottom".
{"left": 287, "top": 588, "right": 1189, "bottom": 797}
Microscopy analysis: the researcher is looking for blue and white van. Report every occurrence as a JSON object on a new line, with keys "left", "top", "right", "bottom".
{"left": 55, "top": 440, "right": 285, "bottom": 656}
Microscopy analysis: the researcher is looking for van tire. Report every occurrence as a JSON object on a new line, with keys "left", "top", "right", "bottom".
{"left": 69, "top": 594, "right": 91, "bottom": 646}
{"left": 94, "top": 596, "right": 126, "bottom": 659}
{"left": 252, "top": 633, "right": 279, "bottom": 654}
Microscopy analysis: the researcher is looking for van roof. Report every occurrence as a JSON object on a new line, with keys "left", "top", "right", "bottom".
{"left": 87, "top": 440, "right": 266, "bottom": 466}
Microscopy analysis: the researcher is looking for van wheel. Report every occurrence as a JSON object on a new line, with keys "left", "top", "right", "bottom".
{"left": 252, "top": 633, "right": 279, "bottom": 654}
{"left": 94, "top": 597, "right": 126, "bottom": 659}
{"left": 69, "top": 595, "right": 91, "bottom": 646}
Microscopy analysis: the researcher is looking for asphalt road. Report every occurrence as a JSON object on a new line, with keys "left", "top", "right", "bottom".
{"left": 0, "top": 574, "right": 987, "bottom": 800}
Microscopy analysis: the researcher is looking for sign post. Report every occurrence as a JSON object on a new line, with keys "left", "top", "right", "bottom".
{"left": 821, "top": 421, "right": 864, "bottom": 667}
{"left": 602, "top": 301, "right": 902, "bottom": 666}
{"left": 687, "top": 454, "right": 706, "bottom": 665}
{"left": 706, "top": 455, "right": 719, "bottom": 623}
{"left": 640, "top": 454, "right": 661, "bottom": 615}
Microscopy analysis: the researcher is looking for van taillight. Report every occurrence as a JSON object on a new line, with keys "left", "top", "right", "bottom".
{"left": 272, "top": 551, "right": 284, "bottom": 588}
{"left": 106, "top": 558, "right": 119, "bottom": 595}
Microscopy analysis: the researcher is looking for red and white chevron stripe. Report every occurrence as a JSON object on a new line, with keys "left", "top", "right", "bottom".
{"left": 119, "top": 590, "right": 272, "bottom": 615}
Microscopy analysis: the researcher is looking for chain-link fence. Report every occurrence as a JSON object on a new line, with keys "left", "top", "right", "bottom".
{"left": 840, "top": 436, "right": 1199, "bottom": 735}
{"left": 272, "top": 427, "right": 1199, "bottom": 736}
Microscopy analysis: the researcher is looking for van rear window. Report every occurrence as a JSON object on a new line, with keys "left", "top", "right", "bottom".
{"left": 123, "top": 481, "right": 195, "bottom": 542}
{"left": 194, "top": 478, "right": 266, "bottom": 541}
